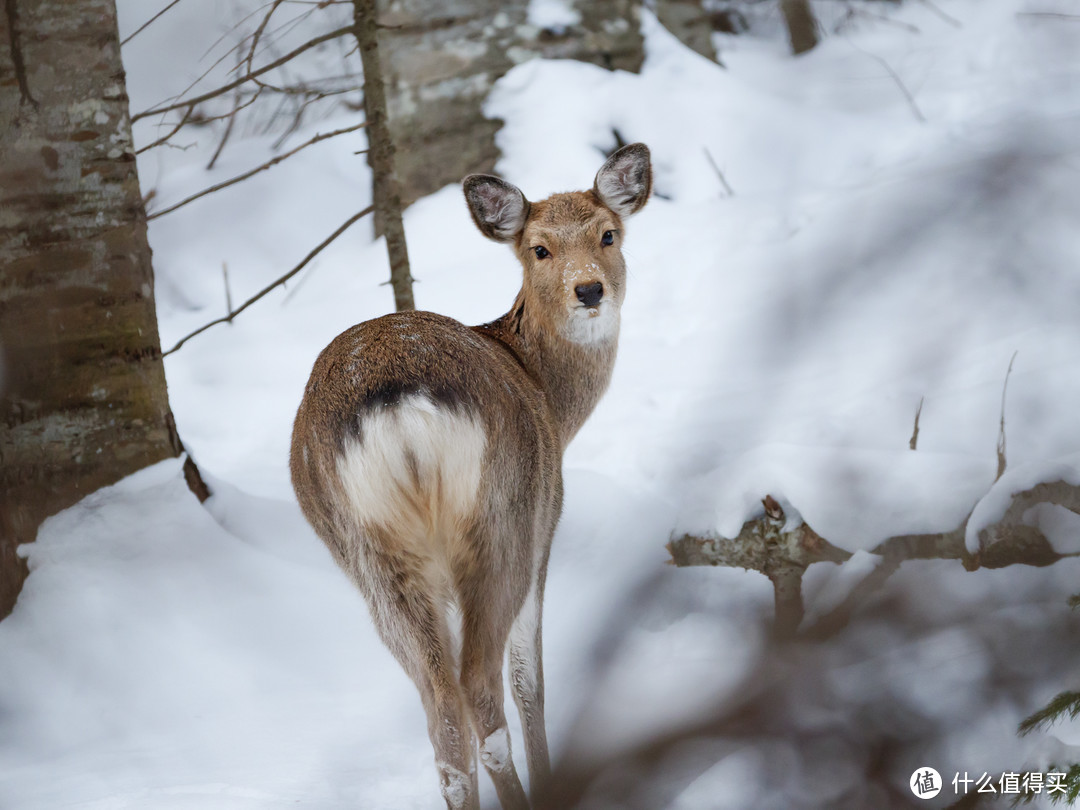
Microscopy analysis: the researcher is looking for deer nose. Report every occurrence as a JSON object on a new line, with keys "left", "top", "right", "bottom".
{"left": 575, "top": 282, "right": 603, "bottom": 307}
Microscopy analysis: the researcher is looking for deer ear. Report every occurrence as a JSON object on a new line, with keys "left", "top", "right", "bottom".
{"left": 594, "top": 143, "right": 652, "bottom": 218}
{"left": 463, "top": 175, "right": 530, "bottom": 243}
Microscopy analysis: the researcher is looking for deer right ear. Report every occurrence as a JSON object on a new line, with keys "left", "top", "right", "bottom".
{"left": 463, "top": 175, "right": 530, "bottom": 243}
{"left": 594, "top": 143, "right": 652, "bottom": 219}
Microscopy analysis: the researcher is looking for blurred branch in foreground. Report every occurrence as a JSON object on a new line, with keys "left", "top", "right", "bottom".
{"left": 669, "top": 478, "right": 1080, "bottom": 638}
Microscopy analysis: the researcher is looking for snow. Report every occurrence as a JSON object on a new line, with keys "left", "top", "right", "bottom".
{"left": 4, "top": 0, "right": 1080, "bottom": 807}
{"left": 479, "top": 728, "right": 512, "bottom": 773}
{"left": 965, "top": 456, "right": 1080, "bottom": 552}
{"left": 526, "top": 0, "right": 581, "bottom": 34}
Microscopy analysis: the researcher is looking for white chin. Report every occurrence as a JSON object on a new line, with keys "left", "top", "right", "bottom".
{"left": 563, "top": 303, "right": 619, "bottom": 344}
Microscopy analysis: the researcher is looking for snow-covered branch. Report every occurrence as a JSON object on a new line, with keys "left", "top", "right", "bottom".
{"left": 668, "top": 479, "right": 1080, "bottom": 635}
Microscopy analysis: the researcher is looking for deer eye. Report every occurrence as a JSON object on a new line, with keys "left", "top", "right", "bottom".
{"left": 533, "top": 246, "right": 550, "bottom": 259}
{"left": 601, "top": 230, "right": 614, "bottom": 246}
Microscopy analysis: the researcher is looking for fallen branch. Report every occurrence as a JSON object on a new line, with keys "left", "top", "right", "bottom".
{"left": 669, "top": 478, "right": 1080, "bottom": 635}
{"left": 147, "top": 122, "right": 367, "bottom": 220}
{"left": 162, "top": 205, "right": 373, "bottom": 356}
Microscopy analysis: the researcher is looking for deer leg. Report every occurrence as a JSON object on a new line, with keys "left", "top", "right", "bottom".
{"left": 355, "top": 544, "right": 478, "bottom": 810}
{"left": 508, "top": 579, "right": 551, "bottom": 803}
{"left": 457, "top": 578, "right": 530, "bottom": 809}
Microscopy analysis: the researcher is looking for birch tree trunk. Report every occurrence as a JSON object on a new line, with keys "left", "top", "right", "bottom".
{"left": 0, "top": 0, "right": 183, "bottom": 617}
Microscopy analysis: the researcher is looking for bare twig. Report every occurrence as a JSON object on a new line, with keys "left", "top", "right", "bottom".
{"left": 703, "top": 147, "right": 735, "bottom": 197}
{"left": 917, "top": 0, "right": 962, "bottom": 28}
{"left": 835, "top": 3, "right": 921, "bottom": 35}
{"left": 909, "top": 396, "right": 924, "bottom": 450}
{"left": 222, "top": 262, "right": 233, "bottom": 322}
{"left": 147, "top": 122, "right": 367, "bottom": 220}
{"left": 133, "top": 26, "right": 353, "bottom": 122}
{"left": 246, "top": 0, "right": 288, "bottom": 78}
{"left": 1017, "top": 11, "right": 1080, "bottom": 21}
{"left": 121, "top": 0, "right": 185, "bottom": 46}
{"left": 163, "top": 206, "right": 373, "bottom": 356}
{"left": 135, "top": 106, "right": 195, "bottom": 155}
{"left": 996, "top": 351, "right": 1018, "bottom": 482}
{"left": 207, "top": 49, "right": 248, "bottom": 170}
{"left": 846, "top": 38, "right": 926, "bottom": 123}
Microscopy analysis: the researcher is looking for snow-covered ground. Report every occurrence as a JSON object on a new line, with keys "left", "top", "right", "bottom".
{"left": 3, "top": 0, "right": 1080, "bottom": 807}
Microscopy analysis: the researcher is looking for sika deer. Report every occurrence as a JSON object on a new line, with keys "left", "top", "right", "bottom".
{"left": 290, "top": 144, "right": 651, "bottom": 810}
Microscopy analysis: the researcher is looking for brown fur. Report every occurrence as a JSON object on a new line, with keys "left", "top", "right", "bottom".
{"left": 290, "top": 144, "right": 651, "bottom": 810}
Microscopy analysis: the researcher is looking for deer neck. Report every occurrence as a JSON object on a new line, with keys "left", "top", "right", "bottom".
{"left": 475, "top": 290, "right": 619, "bottom": 450}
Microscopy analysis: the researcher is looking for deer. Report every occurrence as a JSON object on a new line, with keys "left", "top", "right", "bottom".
{"left": 289, "top": 143, "right": 652, "bottom": 810}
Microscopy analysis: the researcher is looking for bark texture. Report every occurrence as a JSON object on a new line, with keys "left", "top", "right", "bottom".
{"left": 0, "top": 0, "right": 179, "bottom": 617}
{"left": 353, "top": 0, "right": 414, "bottom": 312}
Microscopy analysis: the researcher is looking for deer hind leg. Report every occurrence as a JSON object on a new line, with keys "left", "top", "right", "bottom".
{"left": 354, "top": 542, "right": 478, "bottom": 810}
{"left": 456, "top": 568, "right": 530, "bottom": 810}
{"left": 507, "top": 577, "right": 551, "bottom": 804}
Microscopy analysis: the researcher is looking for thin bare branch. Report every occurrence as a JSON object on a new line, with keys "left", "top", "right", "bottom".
{"left": 917, "top": 0, "right": 962, "bottom": 27}
{"left": 847, "top": 38, "right": 926, "bottom": 123}
{"left": 703, "top": 147, "right": 734, "bottom": 197}
{"left": 835, "top": 3, "right": 921, "bottom": 35}
{"left": 162, "top": 206, "right": 372, "bottom": 356}
{"left": 1017, "top": 11, "right": 1080, "bottom": 21}
{"left": 121, "top": 0, "right": 185, "bottom": 46}
{"left": 133, "top": 26, "right": 352, "bottom": 122}
{"left": 996, "top": 350, "right": 1018, "bottom": 482}
{"left": 909, "top": 396, "right": 924, "bottom": 450}
{"left": 206, "top": 50, "right": 248, "bottom": 170}
{"left": 222, "top": 262, "right": 233, "bottom": 321}
{"left": 148, "top": 122, "right": 367, "bottom": 220}
{"left": 135, "top": 107, "right": 195, "bottom": 155}
{"left": 246, "top": 0, "right": 287, "bottom": 78}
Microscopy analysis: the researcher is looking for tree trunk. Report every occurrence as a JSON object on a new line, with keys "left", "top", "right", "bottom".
{"left": 352, "top": 0, "right": 414, "bottom": 312}
{"left": 780, "top": 0, "right": 819, "bottom": 56}
{"left": 0, "top": 0, "right": 185, "bottom": 617}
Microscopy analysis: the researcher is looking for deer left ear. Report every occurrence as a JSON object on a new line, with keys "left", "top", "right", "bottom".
{"left": 463, "top": 175, "right": 530, "bottom": 243}
{"left": 594, "top": 143, "right": 652, "bottom": 218}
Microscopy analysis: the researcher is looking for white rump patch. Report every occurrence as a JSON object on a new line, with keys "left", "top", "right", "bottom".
{"left": 335, "top": 395, "right": 487, "bottom": 543}
{"left": 479, "top": 727, "right": 512, "bottom": 773}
